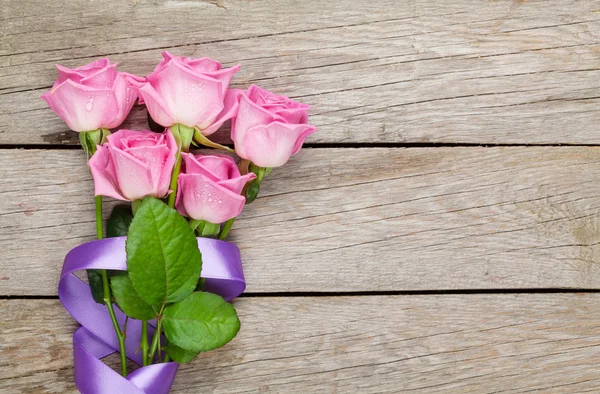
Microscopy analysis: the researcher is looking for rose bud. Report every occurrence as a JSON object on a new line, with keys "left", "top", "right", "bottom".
{"left": 41, "top": 58, "right": 142, "bottom": 132}
{"left": 89, "top": 129, "right": 177, "bottom": 201}
{"left": 128, "top": 51, "right": 241, "bottom": 135}
{"left": 176, "top": 153, "right": 256, "bottom": 224}
{"left": 231, "top": 85, "right": 317, "bottom": 168}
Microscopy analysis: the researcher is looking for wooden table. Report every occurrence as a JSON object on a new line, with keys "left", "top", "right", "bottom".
{"left": 2, "top": 0, "right": 600, "bottom": 392}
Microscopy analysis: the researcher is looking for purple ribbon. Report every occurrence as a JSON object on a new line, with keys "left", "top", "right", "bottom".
{"left": 58, "top": 237, "right": 246, "bottom": 394}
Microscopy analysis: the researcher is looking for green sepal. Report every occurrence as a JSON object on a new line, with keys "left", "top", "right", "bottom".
{"left": 245, "top": 181, "right": 260, "bottom": 203}
{"left": 193, "top": 128, "right": 235, "bottom": 153}
{"left": 111, "top": 275, "right": 156, "bottom": 321}
{"left": 80, "top": 129, "right": 110, "bottom": 158}
{"left": 169, "top": 124, "right": 195, "bottom": 153}
{"left": 248, "top": 162, "right": 259, "bottom": 176}
{"left": 244, "top": 163, "right": 270, "bottom": 203}
{"left": 248, "top": 163, "right": 270, "bottom": 182}
{"left": 163, "top": 292, "right": 240, "bottom": 353}
{"left": 189, "top": 219, "right": 203, "bottom": 232}
{"left": 190, "top": 220, "right": 220, "bottom": 238}
{"left": 126, "top": 197, "right": 202, "bottom": 307}
{"left": 163, "top": 344, "right": 200, "bottom": 363}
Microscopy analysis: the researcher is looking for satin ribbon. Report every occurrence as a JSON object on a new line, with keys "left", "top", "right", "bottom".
{"left": 58, "top": 237, "right": 246, "bottom": 394}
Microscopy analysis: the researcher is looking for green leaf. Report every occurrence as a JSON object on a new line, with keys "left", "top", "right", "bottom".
{"left": 201, "top": 222, "right": 220, "bottom": 237}
{"left": 163, "top": 344, "right": 200, "bottom": 363}
{"left": 163, "top": 292, "right": 240, "bottom": 352}
{"left": 86, "top": 269, "right": 106, "bottom": 304}
{"left": 126, "top": 197, "right": 201, "bottom": 307}
{"left": 106, "top": 205, "right": 133, "bottom": 238}
{"left": 111, "top": 275, "right": 156, "bottom": 321}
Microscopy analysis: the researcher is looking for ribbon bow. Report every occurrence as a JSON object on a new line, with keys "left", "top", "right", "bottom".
{"left": 58, "top": 237, "right": 246, "bottom": 394}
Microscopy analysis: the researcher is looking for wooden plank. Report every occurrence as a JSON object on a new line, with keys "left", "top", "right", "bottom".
{"left": 1, "top": 0, "right": 599, "bottom": 145}
{"left": 2, "top": 147, "right": 600, "bottom": 295}
{"left": 3, "top": 294, "right": 600, "bottom": 393}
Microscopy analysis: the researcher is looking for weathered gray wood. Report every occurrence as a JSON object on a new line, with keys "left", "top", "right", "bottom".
{"left": 1, "top": 0, "right": 599, "bottom": 145}
{"left": 3, "top": 294, "right": 600, "bottom": 393}
{"left": 3, "top": 147, "right": 600, "bottom": 295}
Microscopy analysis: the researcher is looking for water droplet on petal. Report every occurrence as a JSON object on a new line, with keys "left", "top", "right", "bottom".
{"left": 85, "top": 97, "right": 94, "bottom": 111}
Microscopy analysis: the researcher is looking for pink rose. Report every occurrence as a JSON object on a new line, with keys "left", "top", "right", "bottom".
{"left": 41, "top": 59, "right": 141, "bottom": 132}
{"left": 89, "top": 129, "right": 177, "bottom": 201}
{"left": 129, "top": 51, "right": 241, "bottom": 135}
{"left": 231, "top": 85, "right": 317, "bottom": 168}
{"left": 176, "top": 153, "right": 256, "bottom": 224}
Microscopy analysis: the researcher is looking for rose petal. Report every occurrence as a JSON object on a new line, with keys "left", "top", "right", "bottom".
{"left": 204, "top": 65, "right": 241, "bottom": 97}
{"left": 56, "top": 58, "right": 110, "bottom": 84}
{"left": 136, "top": 83, "right": 176, "bottom": 127}
{"left": 201, "top": 89, "right": 243, "bottom": 136}
{"left": 271, "top": 107, "right": 309, "bottom": 124}
{"left": 176, "top": 173, "right": 246, "bottom": 223}
{"left": 79, "top": 63, "right": 117, "bottom": 89}
{"left": 186, "top": 57, "right": 222, "bottom": 73}
{"left": 246, "top": 84, "right": 266, "bottom": 103}
{"left": 158, "top": 130, "right": 178, "bottom": 197}
{"left": 231, "top": 92, "right": 280, "bottom": 155}
{"left": 125, "top": 145, "right": 171, "bottom": 194}
{"left": 42, "top": 80, "right": 119, "bottom": 132}
{"left": 107, "top": 129, "right": 155, "bottom": 150}
{"left": 104, "top": 73, "right": 137, "bottom": 129}
{"left": 124, "top": 73, "right": 147, "bottom": 105}
{"left": 147, "top": 59, "right": 224, "bottom": 127}
{"left": 239, "top": 122, "right": 317, "bottom": 167}
{"left": 181, "top": 153, "right": 237, "bottom": 182}
{"left": 218, "top": 172, "right": 256, "bottom": 194}
{"left": 89, "top": 145, "right": 127, "bottom": 200}
{"left": 109, "top": 146, "right": 156, "bottom": 200}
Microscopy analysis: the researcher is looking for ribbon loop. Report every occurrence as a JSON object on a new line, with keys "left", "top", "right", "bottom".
{"left": 59, "top": 237, "right": 245, "bottom": 393}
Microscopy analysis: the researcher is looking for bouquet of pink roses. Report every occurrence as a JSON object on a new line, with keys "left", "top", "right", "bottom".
{"left": 42, "top": 52, "right": 316, "bottom": 393}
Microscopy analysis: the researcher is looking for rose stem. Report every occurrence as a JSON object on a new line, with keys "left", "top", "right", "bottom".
{"left": 83, "top": 132, "right": 127, "bottom": 376}
{"left": 218, "top": 217, "right": 236, "bottom": 240}
{"left": 147, "top": 318, "right": 162, "bottom": 364}
{"left": 95, "top": 196, "right": 127, "bottom": 377}
{"left": 141, "top": 321, "right": 149, "bottom": 366}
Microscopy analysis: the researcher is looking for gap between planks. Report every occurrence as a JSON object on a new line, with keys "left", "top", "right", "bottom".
{"left": 4, "top": 288, "right": 600, "bottom": 301}
{"left": 4, "top": 142, "right": 600, "bottom": 150}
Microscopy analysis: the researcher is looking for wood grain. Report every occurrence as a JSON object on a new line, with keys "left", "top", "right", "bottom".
{"left": 1, "top": 0, "right": 599, "bottom": 145}
{"left": 3, "top": 294, "right": 600, "bottom": 393}
{"left": 3, "top": 147, "right": 600, "bottom": 296}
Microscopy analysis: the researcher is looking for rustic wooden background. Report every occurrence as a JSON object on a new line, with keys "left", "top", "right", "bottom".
{"left": 2, "top": 0, "right": 600, "bottom": 392}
